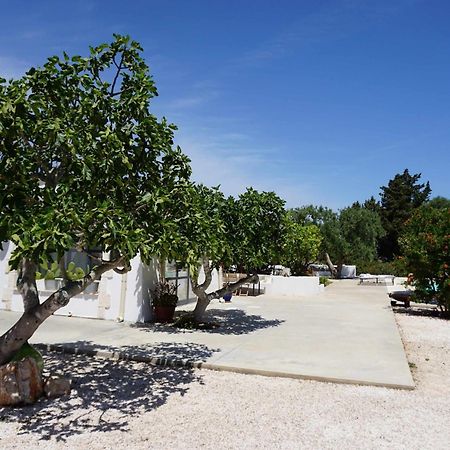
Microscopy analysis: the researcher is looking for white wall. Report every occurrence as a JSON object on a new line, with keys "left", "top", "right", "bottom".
{"left": 122, "top": 256, "right": 159, "bottom": 322}
{"left": 0, "top": 242, "right": 14, "bottom": 312}
{"left": 0, "top": 243, "right": 159, "bottom": 323}
{"left": 263, "top": 275, "right": 321, "bottom": 296}
{"left": 197, "top": 265, "right": 221, "bottom": 293}
{"left": 0, "top": 244, "right": 223, "bottom": 323}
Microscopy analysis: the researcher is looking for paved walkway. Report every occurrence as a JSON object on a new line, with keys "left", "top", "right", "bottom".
{"left": 0, "top": 280, "right": 414, "bottom": 389}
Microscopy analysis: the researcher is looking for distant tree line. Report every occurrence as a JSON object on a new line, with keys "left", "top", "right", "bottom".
{"left": 288, "top": 169, "right": 449, "bottom": 312}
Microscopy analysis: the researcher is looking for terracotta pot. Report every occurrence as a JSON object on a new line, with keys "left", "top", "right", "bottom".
{"left": 153, "top": 305, "right": 176, "bottom": 323}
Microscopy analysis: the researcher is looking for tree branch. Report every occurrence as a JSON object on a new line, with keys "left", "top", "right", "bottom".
{"left": 110, "top": 52, "right": 124, "bottom": 95}
{"left": 198, "top": 258, "right": 213, "bottom": 291}
{"left": 206, "top": 273, "right": 259, "bottom": 302}
{"left": 0, "top": 257, "right": 126, "bottom": 365}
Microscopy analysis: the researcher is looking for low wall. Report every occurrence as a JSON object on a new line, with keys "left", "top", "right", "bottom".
{"left": 263, "top": 275, "right": 321, "bottom": 296}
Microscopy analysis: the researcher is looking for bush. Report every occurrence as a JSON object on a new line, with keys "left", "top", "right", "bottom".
{"left": 400, "top": 205, "right": 449, "bottom": 313}
{"left": 319, "top": 276, "right": 331, "bottom": 287}
{"left": 356, "top": 259, "right": 407, "bottom": 277}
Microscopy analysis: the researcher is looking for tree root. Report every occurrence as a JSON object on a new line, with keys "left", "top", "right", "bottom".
{"left": 173, "top": 313, "right": 221, "bottom": 330}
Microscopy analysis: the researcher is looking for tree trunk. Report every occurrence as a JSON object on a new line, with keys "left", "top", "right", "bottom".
{"left": 17, "top": 259, "right": 40, "bottom": 312}
{"left": 336, "top": 262, "right": 344, "bottom": 279}
{"left": 0, "top": 257, "right": 126, "bottom": 365}
{"left": 190, "top": 258, "right": 258, "bottom": 322}
{"left": 193, "top": 293, "right": 210, "bottom": 323}
{"left": 325, "top": 253, "right": 337, "bottom": 278}
{"left": 190, "top": 258, "right": 213, "bottom": 323}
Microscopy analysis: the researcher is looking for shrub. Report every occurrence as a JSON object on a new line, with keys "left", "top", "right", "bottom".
{"left": 400, "top": 206, "right": 449, "bottom": 313}
{"left": 356, "top": 259, "right": 407, "bottom": 277}
{"left": 319, "top": 276, "right": 331, "bottom": 287}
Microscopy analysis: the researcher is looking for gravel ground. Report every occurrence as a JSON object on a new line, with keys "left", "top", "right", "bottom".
{"left": 1, "top": 312, "right": 449, "bottom": 450}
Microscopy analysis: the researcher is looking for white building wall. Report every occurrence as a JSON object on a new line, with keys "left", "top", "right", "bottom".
{"left": 0, "top": 242, "right": 225, "bottom": 323}
{"left": 0, "top": 242, "right": 161, "bottom": 323}
{"left": 263, "top": 275, "right": 321, "bottom": 296}
{"left": 197, "top": 265, "right": 221, "bottom": 293}
{"left": 122, "top": 256, "right": 159, "bottom": 323}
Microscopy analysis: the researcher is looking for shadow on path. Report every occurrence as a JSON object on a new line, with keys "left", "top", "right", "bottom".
{"left": 1, "top": 341, "right": 217, "bottom": 441}
{"left": 132, "top": 308, "right": 285, "bottom": 335}
{"left": 394, "top": 306, "right": 449, "bottom": 320}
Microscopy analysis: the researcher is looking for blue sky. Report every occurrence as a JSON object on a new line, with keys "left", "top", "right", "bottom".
{"left": 1, "top": 0, "right": 449, "bottom": 208}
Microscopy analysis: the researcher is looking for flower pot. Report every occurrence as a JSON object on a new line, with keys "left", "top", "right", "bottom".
{"left": 153, "top": 305, "right": 176, "bottom": 323}
{"left": 223, "top": 292, "right": 232, "bottom": 302}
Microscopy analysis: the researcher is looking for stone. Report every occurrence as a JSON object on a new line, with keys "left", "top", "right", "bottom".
{"left": 0, "top": 357, "right": 43, "bottom": 406}
{"left": 44, "top": 375, "right": 71, "bottom": 398}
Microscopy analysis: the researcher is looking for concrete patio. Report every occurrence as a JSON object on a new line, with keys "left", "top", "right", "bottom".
{"left": 0, "top": 279, "right": 414, "bottom": 389}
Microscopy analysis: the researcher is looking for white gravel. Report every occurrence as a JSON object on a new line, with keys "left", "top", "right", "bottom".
{"left": 1, "top": 312, "right": 449, "bottom": 450}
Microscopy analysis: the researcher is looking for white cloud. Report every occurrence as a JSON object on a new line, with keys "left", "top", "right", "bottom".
{"left": 173, "top": 124, "right": 329, "bottom": 208}
{"left": 234, "top": 1, "right": 414, "bottom": 68}
{"left": 167, "top": 91, "right": 219, "bottom": 110}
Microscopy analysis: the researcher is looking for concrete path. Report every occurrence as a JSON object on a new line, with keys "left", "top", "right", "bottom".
{"left": 0, "top": 280, "right": 414, "bottom": 389}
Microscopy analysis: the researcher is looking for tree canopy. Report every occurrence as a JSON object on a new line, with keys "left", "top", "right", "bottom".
{"left": 400, "top": 204, "right": 450, "bottom": 313}
{"left": 175, "top": 187, "right": 286, "bottom": 322}
{"left": 379, "top": 169, "right": 431, "bottom": 259}
{"left": 0, "top": 34, "right": 191, "bottom": 268}
{"left": 281, "top": 217, "right": 321, "bottom": 276}
{"left": 0, "top": 35, "right": 191, "bottom": 364}
{"left": 427, "top": 196, "right": 450, "bottom": 209}
{"left": 289, "top": 204, "right": 384, "bottom": 277}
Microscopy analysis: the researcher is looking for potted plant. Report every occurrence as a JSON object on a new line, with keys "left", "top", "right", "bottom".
{"left": 41, "top": 261, "right": 62, "bottom": 291}
{"left": 151, "top": 280, "right": 178, "bottom": 323}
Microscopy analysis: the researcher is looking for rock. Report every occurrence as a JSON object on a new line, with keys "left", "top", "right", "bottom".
{"left": 10, "top": 342, "right": 44, "bottom": 373}
{"left": 44, "top": 375, "right": 71, "bottom": 398}
{"left": 0, "top": 357, "right": 43, "bottom": 406}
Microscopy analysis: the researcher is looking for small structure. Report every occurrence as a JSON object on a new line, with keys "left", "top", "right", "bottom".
{"left": 0, "top": 242, "right": 219, "bottom": 323}
{"left": 359, "top": 274, "right": 395, "bottom": 285}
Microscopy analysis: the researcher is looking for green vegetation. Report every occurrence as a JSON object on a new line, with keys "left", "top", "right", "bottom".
{"left": 289, "top": 203, "right": 384, "bottom": 278}
{"left": 0, "top": 31, "right": 448, "bottom": 368}
{"left": 0, "top": 35, "right": 191, "bottom": 364}
{"left": 319, "top": 276, "right": 331, "bottom": 287}
{"left": 150, "top": 280, "right": 179, "bottom": 307}
{"left": 379, "top": 169, "right": 431, "bottom": 260}
{"left": 356, "top": 259, "right": 406, "bottom": 277}
{"left": 10, "top": 342, "right": 44, "bottom": 373}
{"left": 400, "top": 204, "right": 450, "bottom": 313}
{"left": 36, "top": 260, "right": 61, "bottom": 281}
{"left": 176, "top": 186, "right": 287, "bottom": 322}
{"left": 281, "top": 217, "right": 322, "bottom": 276}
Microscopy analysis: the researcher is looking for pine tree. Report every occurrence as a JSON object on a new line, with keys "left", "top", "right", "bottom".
{"left": 379, "top": 169, "right": 431, "bottom": 259}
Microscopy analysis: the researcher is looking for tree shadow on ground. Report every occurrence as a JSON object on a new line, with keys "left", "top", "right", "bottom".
{"left": 393, "top": 306, "right": 449, "bottom": 320}
{"left": 131, "top": 308, "right": 285, "bottom": 335}
{"left": 0, "top": 341, "right": 217, "bottom": 441}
